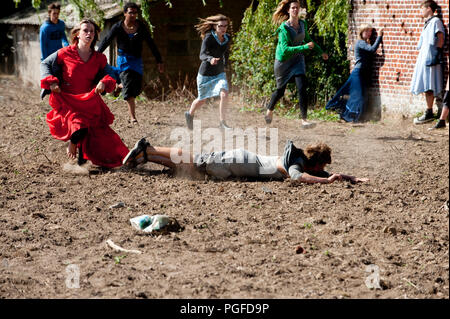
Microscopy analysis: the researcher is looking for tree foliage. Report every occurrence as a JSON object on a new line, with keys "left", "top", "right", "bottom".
{"left": 231, "top": 0, "right": 350, "bottom": 109}
{"left": 12, "top": 0, "right": 223, "bottom": 30}
{"left": 230, "top": 0, "right": 279, "bottom": 104}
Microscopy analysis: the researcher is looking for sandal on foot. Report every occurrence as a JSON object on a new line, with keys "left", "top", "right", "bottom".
{"left": 122, "top": 138, "right": 150, "bottom": 167}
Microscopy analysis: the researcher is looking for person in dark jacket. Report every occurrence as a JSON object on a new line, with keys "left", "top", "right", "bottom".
{"left": 325, "top": 24, "right": 383, "bottom": 122}
{"left": 39, "top": 2, "right": 69, "bottom": 61}
{"left": 184, "top": 14, "right": 233, "bottom": 130}
{"left": 97, "top": 2, "right": 164, "bottom": 124}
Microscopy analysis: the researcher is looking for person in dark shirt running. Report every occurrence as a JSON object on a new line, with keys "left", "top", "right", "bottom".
{"left": 97, "top": 2, "right": 164, "bottom": 124}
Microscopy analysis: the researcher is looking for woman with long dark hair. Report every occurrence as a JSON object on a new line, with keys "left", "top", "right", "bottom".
{"left": 265, "top": 0, "right": 328, "bottom": 128}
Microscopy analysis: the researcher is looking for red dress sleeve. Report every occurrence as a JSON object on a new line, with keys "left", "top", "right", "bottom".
{"left": 41, "top": 75, "right": 59, "bottom": 90}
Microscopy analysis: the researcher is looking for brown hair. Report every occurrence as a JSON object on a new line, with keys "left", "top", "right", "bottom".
{"left": 421, "top": 0, "right": 439, "bottom": 12}
{"left": 304, "top": 142, "right": 332, "bottom": 166}
{"left": 195, "top": 14, "right": 232, "bottom": 39}
{"left": 70, "top": 19, "right": 100, "bottom": 50}
{"left": 48, "top": 2, "right": 61, "bottom": 15}
{"left": 272, "top": 0, "right": 301, "bottom": 25}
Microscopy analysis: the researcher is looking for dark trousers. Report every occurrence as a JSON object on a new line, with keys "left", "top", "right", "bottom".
{"left": 266, "top": 75, "right": 308, "bottom": 119}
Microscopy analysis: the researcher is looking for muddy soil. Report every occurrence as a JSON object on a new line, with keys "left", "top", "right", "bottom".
{"left": 0, "top": 75, "right": 448, "bottom": 299}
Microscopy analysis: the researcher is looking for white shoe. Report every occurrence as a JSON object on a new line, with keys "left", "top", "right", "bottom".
{"left": 301, "top": 121, "right": 316, "bottom": 129}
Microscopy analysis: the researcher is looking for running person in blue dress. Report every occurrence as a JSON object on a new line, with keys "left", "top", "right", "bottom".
{"left": 411, "top": 0, "right": 445, "bottom": 125}
{"left": 39, "top": 2, "right": 69, "bottom": 61}
{"left": 97, "top": 2, "right": 164, "bottom": 124}
{"left": 325, "top": 24, "right": 383, "bottom": 122}
{"left": 184, "top": 14, "right": 232, "bottom": 130}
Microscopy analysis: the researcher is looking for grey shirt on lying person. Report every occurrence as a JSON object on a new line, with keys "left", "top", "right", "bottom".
{"left": 193, "top": 149, "right": 329, "bottom": 181}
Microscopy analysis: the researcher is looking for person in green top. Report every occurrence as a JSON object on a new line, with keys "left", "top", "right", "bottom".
{"left": 265, "top": 0, "right": 328, "bottom": 128}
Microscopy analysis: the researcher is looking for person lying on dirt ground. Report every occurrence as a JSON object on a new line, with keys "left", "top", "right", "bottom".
{"left": 122, "top": 138, "right": 369, "bottom": 184}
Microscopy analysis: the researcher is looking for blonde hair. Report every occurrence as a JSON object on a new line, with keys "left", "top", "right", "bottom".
{"left": 358, "top": 24, "right": 373, "bottom": 41}
{"left": 70, "top": 19, "right": 101, "bottom": 50}
{"left": 195, "top": 14, "right": 232, "bottom": 39}
{"left": 272, "top": 0, "right": 301, "bottom": 25}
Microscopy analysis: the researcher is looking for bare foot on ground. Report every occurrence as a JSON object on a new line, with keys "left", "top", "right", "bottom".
{"left": 67, "top": 141, "right": 77, "bottom": 159}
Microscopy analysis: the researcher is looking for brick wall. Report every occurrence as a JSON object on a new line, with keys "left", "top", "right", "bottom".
{"left": 349, "top": 0, "right": 449, "bottom": 116}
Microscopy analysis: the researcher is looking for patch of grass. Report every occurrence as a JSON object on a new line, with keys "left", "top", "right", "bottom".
{"left": 237, "top": 101, "right": 340, "bottom": 122}
{"left": 136, "top": 95, "right": 147, "bottom": 102}
{"left": 114, "top": 255, "right": 127, "bottom": 264}
{"left": 307, "top": 108, "right": 340, "bottom": 122}
{"left": 304, "top": 223, "right": 313, "bottom": 229}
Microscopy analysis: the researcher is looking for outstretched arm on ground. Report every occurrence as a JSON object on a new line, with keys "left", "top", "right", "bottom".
{"left": 291, "top": 172, "right": 368, "bottom": 184}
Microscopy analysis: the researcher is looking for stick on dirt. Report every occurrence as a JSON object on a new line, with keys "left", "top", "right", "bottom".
{"left": 106, "top": 239, "right": 142, "bottom": 254}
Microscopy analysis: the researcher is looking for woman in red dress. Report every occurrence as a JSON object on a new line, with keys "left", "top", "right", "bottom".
{"left": 40, "top": 19, "right": 129, "bottom": 168}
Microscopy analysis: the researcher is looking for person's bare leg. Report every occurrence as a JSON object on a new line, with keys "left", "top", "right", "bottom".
{"left": 132, "top": 145, "right": 194, "bottom": 165}
{"left": 219, "top": 90, "right": 228, "bottom": 122}
{"left": 439, "top": 106, "right": 449, "bottom": 121}
{"left": 425, "top": 91, "right": 434, "bottom": 111}
{"left": 146, "top": 155, "right": 177, "bottom": 169}
{"left": 189, "top": 98, "right": 206, "bottom": 116}
{"left": 148, "top": 146, "right": 194, "bottom": 163}
{"left": 67, "top": 141, "right": 77, "bottom": 159}
{"left": 126, "top": 97, "right": 137, "bottom": 122}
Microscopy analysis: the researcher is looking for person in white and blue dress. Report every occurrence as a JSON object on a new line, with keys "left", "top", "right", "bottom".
{"left": 411, "top": 0, "right": 446, "bottom": 125}
{"left": 184, "top": 14, "right": 232, "bottom": 130}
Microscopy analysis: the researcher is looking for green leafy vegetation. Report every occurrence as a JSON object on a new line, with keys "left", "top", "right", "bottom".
{"left": 12, "top": 0, "right": 223, "bottom": 31}
{"left": 231, "top": 0, "right": 350, "bottom": 118}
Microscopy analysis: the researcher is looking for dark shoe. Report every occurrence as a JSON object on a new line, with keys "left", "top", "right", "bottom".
{"left": 185, "top": 111, "right": 194, "bottom": 130}
{"left": 428, "top": 120, "right": 446, "bottom": 130}
{"left": 414, "top": 110, "right": 434, "bottom": 124}
{"left": 77, "top": 145, "right": 87, "bottom": 166}
{"left": 219, "top": 120, "right": 232, "bottom": 130}
{"left": 264, "top": 115, "right": 272, "bottom": 124}
{"left": 122, "top": 138, "right": 150, "bottom": 167}
{"left": 40, "top": 88, "right": 51, "bottom": 100}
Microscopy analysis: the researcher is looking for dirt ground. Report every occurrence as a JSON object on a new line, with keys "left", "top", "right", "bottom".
{"left": 0, "top": 75, "right": 448, "bottom": 299}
